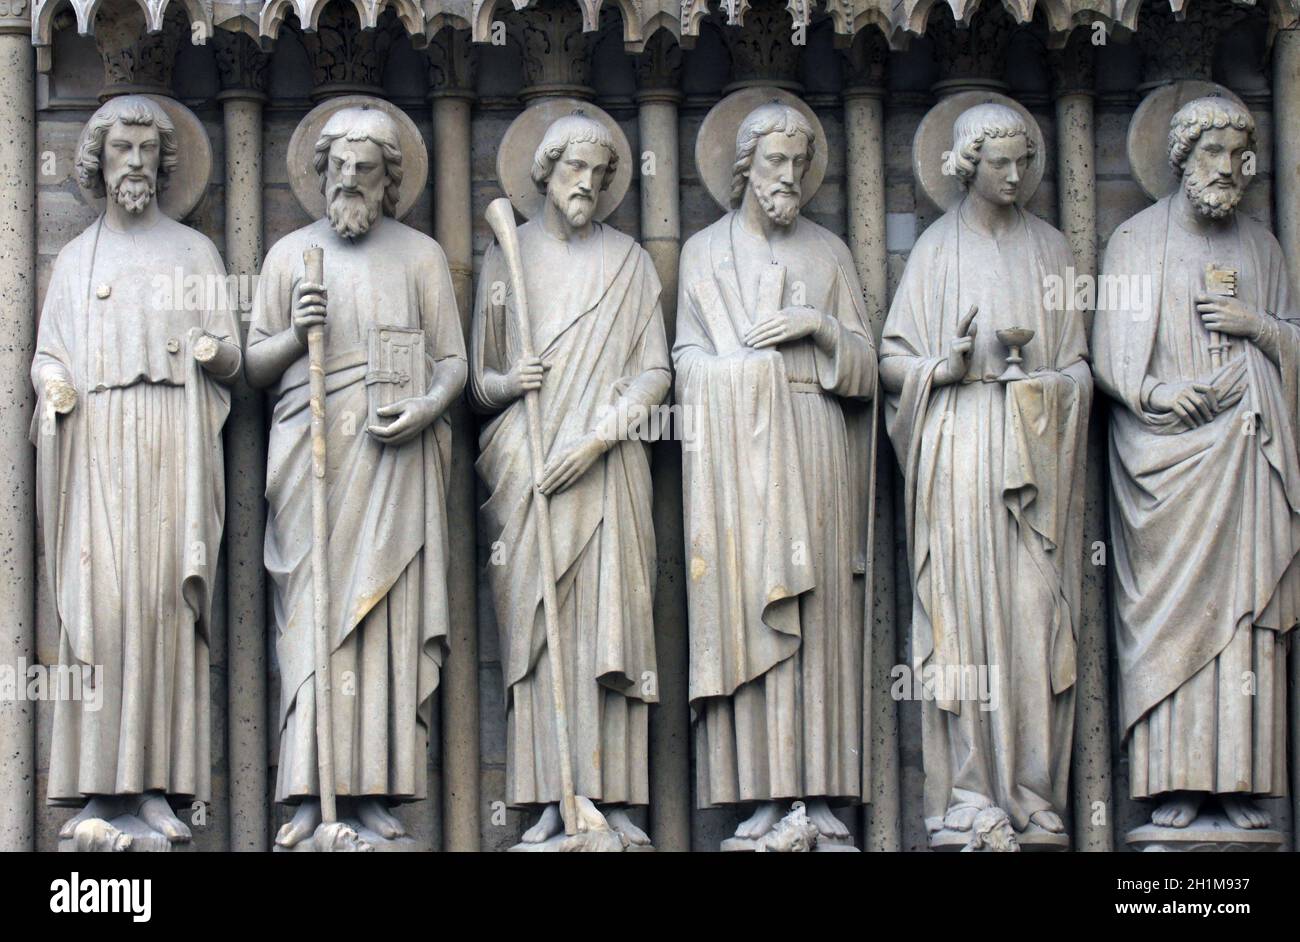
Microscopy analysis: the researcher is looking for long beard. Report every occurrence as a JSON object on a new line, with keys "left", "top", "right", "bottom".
{"left": 111, "top": 176, "right": 155, "bottom": 215}
{"left": 327, "top": 186, "right": 381, "bottom": 239}
{"left": 552, "top": 191, "right": 594, "bottom": 228}
{"left": 755, "top": 185, "right": 799, "bottom": 227}
{"left": 1183, "top": 171, "right": 1243, "bottom": 220}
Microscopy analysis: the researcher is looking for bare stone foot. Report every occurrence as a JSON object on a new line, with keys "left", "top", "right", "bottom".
{"left": 1029, "top": 809, "right": 1065, "bottom": 833}
{"left": 605, "top": 808, "right": 651, "bottom": 846}
{"left": 735, "top": 801, "right": 784, "bottom": 840}
{"left": 805, "top": 799, "right": 850, "bottom": 840}
{"left": 137, "top": 793, "right": 191, "bottom": 843}
{"left": 276, "top": 799, "right": 322, "bottom": 848}
{"left": 522, "top": 804, "right": 563, "bottom": 844}
{"left": 943, "top": 803, "right": 982, "bottom": 832}
{"left": 1221, "top": 795, "right": 1271, "bottom": 830}
{"left": 567, "top": 795, "right": 611, "bottom": 834}
{"left": 59, "top": 797, "right": 125, "bottom": 839}
{"left": 1151, "top": 792, "right": 1203, "bottom": 828}
{"left": 356, "top": 798, "right": 407, "bottom": 840}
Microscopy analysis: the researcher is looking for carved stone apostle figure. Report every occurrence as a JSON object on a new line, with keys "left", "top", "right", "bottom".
{"left": 675, "top": 97, "right": 878, "bottom": 849}
{"left": 1093, "top": 96, "right": 1299, "bottom": 837}
{"left": 32, "top": 95, "right": 242, "bottom": 849}
{"left": 472, "top": 108, "right": 669, "bottom": 849}
{"left": 246, "top": 103, "right": 466, "bottom": 849}
{"left": 881, "top": 101, "right": 1091, "bottom": 847}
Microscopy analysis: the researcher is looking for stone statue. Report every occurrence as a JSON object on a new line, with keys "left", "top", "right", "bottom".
{"left": 675, "top": 96, "right": 878, "bottom": 850}
{"left": 471, "top": 107, "right": 669, "bottom": 850}
{"left": 245, "top": 103, "right": 466, "bottom": 850}
{"left": 32, "top": 95, "right": 242, "bottom": 850}
{"left": 1093, "top": 95, "right": 1299, "bottom": 840}
{"left": 881, "top": 101, "right": 1091, "bottom": 848}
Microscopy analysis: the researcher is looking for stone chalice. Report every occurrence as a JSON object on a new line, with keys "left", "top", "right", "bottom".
{"left": 996, "top": 326, "right": 1035, "bottom": 383}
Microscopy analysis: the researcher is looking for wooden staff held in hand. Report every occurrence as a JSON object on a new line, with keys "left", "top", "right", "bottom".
{"left": 484, "top": 197, "right": 579, "bottom": 836}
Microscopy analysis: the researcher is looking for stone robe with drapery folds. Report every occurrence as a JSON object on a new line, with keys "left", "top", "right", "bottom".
{"left": 472, "top": 220, "right": 669, "bottom": 808}
{"left": 882, "top": 204, "right": 1090, "bottom": 833}
{"left": 1093, "top": 197, "right": 1300, "bottom": 801}
{"left": 675, "top": 214, "right": 877, "bottom": 808}
{"left": 33, "top": 215, "right": 240, "bottom": 804}
{"left": 249, "top": 217, "right": 464, "bottom": 803}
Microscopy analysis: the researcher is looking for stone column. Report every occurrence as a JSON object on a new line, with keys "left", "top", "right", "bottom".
{"left": 841, "top": 30, "right": 900, "bottom": 853}
{"left": 426, "top": 25, "right": 480, "bottom": 853}
{"left": 215, "top": 30, "right": 270, "bottom": 852}
{"left": 1274, "top": 19, "right": 1300, "bottom": 848}
{"left": 635, "top": 32, "right": 689, "bottom": 853}
{"left": 1051, "top": 31, "right": 1111, "bottom": 853}
{"left": 0, "top": 0, "right": 36, "bottom": 854}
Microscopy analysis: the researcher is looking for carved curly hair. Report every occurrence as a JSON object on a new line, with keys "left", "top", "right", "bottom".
{"left": 1168, "top": 96, "right": 1255, "bottom": 175}
{"left": 313, "top": 106, "right": 404, "bottom": 217}
{"left": 530, "top": 110, "right": 619, "bottom": 193}
{"left": 943, "top": 103, "right": 1035, "bottom": 186}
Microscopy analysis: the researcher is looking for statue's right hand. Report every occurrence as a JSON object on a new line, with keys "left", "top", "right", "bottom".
{"left": 934, "top": 306, "right": 979, "bottom": 386}
{"left": 44, "top": 376, "right": 77, "bottom": 415}
{"left": 1148, "top": 380, "right": 1219, "bottom": 427}
{"left": 502, "top": 355, "right": 547, "bottom": 401}
{"left": 292, "top": 280, "right": 327, "bottom": 348}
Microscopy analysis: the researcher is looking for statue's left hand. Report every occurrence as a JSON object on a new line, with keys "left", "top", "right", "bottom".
{"left": 192, "top": 331, "right": 240, "bottom": 377}
{"left": 538, "top": 433, "right": 607, "bottom": 496}
{"left": 744, "top": 306, "right": 829, "bottom": 349}
{"left": 1196, "top": 293, "right": 1264, "bottom": 339}
{"left": 368, "top": 396, "right": 439, "bottom": 446}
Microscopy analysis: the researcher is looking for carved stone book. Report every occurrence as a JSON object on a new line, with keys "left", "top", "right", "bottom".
{"left": 366, "top": 325, "right": 426, "bottom": 427}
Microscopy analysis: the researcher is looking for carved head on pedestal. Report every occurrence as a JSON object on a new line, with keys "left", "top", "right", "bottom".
{"left": 76, "top": 95, "right": 179, "bottom": 218}
{"left": 531, "top": 111, "right": 620, "bottom": 233}
{"left": 312, "top": 106, "right": 405, "bottom": 239}
{"left": 945, "top": 103, "right": 1037, "bottom": 210}
{"left": 1169, "top": 96, "right": 1256, "bottom": 220}
{"left": 731, "top": 102, "right": 818, "bottom": 228}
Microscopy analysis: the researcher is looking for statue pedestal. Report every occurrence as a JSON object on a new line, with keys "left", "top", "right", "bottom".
{"left": 928, "top": 825, "right": 1070, "bottom": 852}
{"left": 1126, "top": 814, "right": 1284, "bottom": 852}
{"left": 272, "top": 819, "right": 420, "bottom": 852}
{"left": 58, "top": 815, "right": 196, "bottom": 853}
{"left": 720, "top": 834, "right": 858, "bottom": 852}
{"left": 508, "top": 828, "right": 652, "bottom": 852}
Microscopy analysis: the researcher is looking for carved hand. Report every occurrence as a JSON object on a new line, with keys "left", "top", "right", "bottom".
{"left": 1148, "top": 380, "right": 1220, "bottom": 428}
{"left": 538, "top": 432, "right": 607, "bottom": 496}
{"left": 501, "top": 355, "right": 547, "bottom": 402}
{"left": 933, "top": 304, "right": 979, "bottom": 386}
{"left": 367, "top": 396, "right": 439, "bottom": 446}
{"left": 1196, "top": 293, "right": 1264, "bottom": 339}
{"left": 292, "top": 279, "right": 327, "bottom": 348}
{"left": 744, "top": 306, "right": 830, "bottom": 349}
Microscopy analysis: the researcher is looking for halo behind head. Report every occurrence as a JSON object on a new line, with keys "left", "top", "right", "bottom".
{"left": 695, "top": 87, "right": 828, "bottom": 213}
{"left": 1125, "top": 80, "right": 1249, "bottom": 201}
{"left": 912, "top": 90, "right": 1045, "bottom": 211}
{"left": 1168, "top": 95, "right": 1256, "bottom": 175}
{"left": 74, "top": 94, "right": 212, "bottom": 220}
{"left": 496, "top": 99, "right": 632, "bottom": 221}
{"left": 730, "top": 101, "right": 818, "bottom": 208}
{"left": 531, "top": 109, "right": 619, "bottom": 194}
{"left": 313, "top": 105, "right": 405, "bottom": 217}
{"left": 288, "top": 95, "right": 428, "bottom": 221}
{"left": 946, "top": 102, "right": 1037, "bottom": 186}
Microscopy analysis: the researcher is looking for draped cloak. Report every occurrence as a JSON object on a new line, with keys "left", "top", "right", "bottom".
{"left": 1092, "top": 197, "right": 1300, "bottom": 799}
{"left": 471, "top": 220, "right": 669, "bottom": 807}
{"left": 882, "top": 204, "right": 1091, "bottom": 832}
{"left": 249, "top": 218, "right": 464, "bottom": 802}
{"left": 675, "top": 213, "right": 878, "bottom": 807}
{"left": 33, "top": 215, "right": 240, "bottom": 804}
